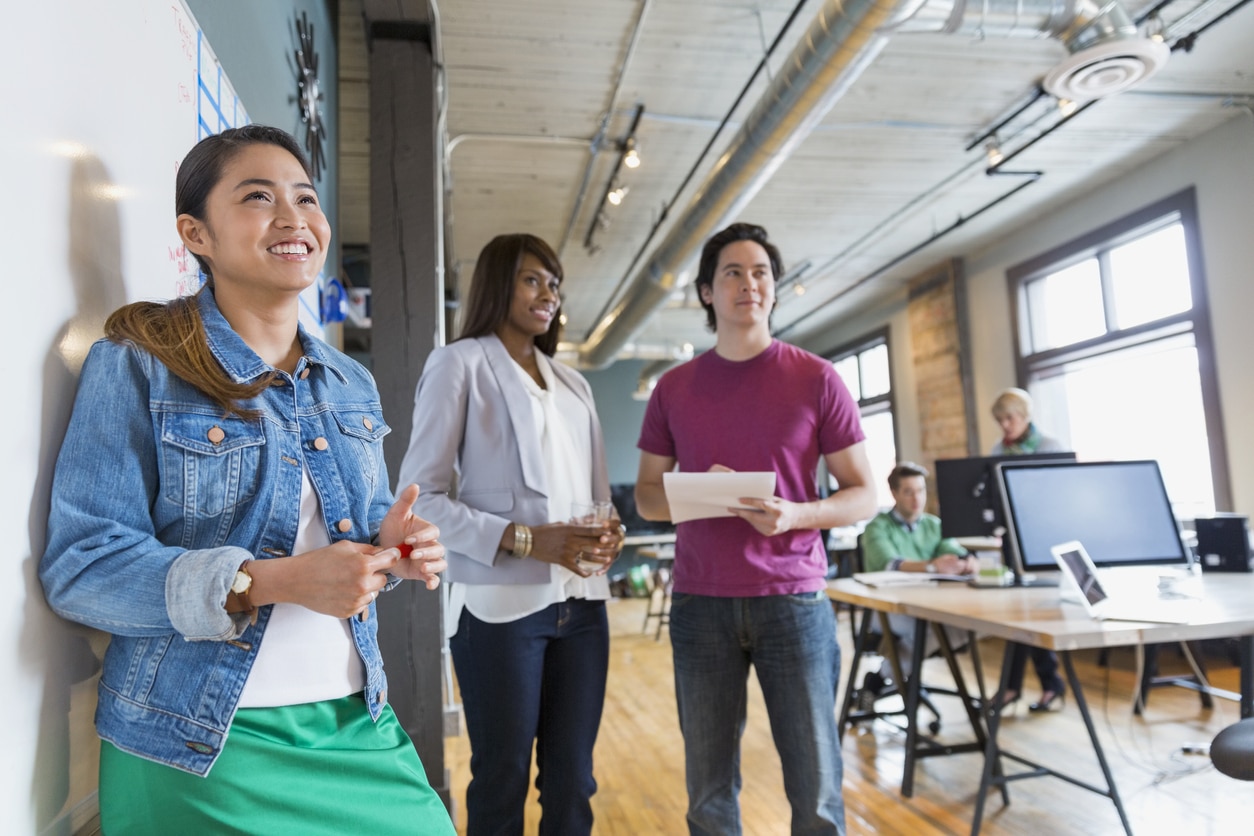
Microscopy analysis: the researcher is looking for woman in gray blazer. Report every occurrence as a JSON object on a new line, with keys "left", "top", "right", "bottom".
{"left": 397, "top": 233, "right": 624, "bottom": 836}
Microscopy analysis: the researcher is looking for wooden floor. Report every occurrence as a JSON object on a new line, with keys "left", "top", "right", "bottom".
{"left": 445, "top": 596, "right": 1251, "bottom": 835}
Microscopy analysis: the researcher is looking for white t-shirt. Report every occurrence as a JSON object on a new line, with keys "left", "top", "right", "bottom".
{"left": 454, "top": 351, "right": 610, "bottom": 629}
{"left": 238, "top": 469, "right": 365, "bottom": 707}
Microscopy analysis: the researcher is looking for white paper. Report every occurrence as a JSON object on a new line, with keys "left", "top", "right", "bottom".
{"left": 853, "top": 571, "right": 940, "bottom": 588}
{"left": 663, "top": 471, "right": 776, "bottom": 524}
{"left": 853, "top": 570, "right": 968, "bottom": 587}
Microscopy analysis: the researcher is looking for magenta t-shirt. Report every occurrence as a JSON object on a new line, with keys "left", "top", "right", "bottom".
{"left": 637, "top": 340, "right": 865, "bottom": 597}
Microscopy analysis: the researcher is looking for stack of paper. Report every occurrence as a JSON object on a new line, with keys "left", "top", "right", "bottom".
{"left": 662, "top": 472, "right": 776, "bottom": 524}
{"left": 853, "top": 570, "right": 969, "bottom": 587}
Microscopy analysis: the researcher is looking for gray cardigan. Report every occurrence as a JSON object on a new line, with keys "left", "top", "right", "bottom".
{"left": 396, "top": 334, "right": 611, "bottom": 584}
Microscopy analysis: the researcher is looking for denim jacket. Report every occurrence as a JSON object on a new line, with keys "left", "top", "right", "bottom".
{"left": 40, "top": 288, "right": 396, "bottom": 776}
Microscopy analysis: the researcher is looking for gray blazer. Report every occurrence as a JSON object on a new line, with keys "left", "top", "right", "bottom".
{"left": 396, "top": 334, "right": 611, "bottom": 584}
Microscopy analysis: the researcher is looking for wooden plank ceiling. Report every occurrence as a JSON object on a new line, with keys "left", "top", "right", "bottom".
{"left": 339, "top": 0, "right": 1254, "bottom": 364}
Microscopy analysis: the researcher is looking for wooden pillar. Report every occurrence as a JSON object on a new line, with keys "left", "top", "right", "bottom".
{"left": 361, "top": 0, "right": 448, "bottom": 805}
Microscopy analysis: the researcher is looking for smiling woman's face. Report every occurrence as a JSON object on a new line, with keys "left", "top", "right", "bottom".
{"left": 180, "top": 142, "right": 330, "bottom": 297}
{"left": 500, "top": 251, "right": 561, "bottom": 341}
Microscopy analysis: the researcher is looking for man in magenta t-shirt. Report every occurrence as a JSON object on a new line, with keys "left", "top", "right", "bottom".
{"left": 636, "top": 222, "right": 876, "bottom": 835}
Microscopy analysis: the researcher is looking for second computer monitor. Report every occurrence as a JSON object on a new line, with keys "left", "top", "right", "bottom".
{"left": 997, "top": 459, "right": 1190, "bottom": 576}
{"left": 935, "top": 452, "right": 1076, "bottom": 540}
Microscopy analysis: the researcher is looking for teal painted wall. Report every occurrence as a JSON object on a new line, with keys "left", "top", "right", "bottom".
{"left": 583, "top": 359, "right": 651, "bottom": 485}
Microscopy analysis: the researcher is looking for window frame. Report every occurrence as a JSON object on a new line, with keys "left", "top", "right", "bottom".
{"left": 1006, "top": 187, "right": 1232, "bottom": 511}
{"left": 823, "top": 326, "right": 900, "bottom": 495}
{"left": 825, "top": 327, "right": 896, "bottom": 418}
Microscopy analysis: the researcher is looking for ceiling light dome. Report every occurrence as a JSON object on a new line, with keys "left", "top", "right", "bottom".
{"left": 1043, "top": 37, "right": 1171, "bottom": 102}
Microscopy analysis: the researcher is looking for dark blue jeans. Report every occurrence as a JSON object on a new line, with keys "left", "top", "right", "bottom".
{"left": 670, "top": 591, "right": 846, "bottom": 836}
{"left": 451, "top": 598, "right": 609, "bottom": 836}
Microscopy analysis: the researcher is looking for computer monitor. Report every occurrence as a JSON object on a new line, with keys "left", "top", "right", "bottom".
{"left": 935, "top": 453, "right": 1076, "bottom": 539}
{"left": 997, "top": 459, "right": 1190, "bottom": 578}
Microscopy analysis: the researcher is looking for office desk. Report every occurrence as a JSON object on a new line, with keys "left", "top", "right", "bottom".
{"left": 838, "top": 600, "right": 992, "bottom": 800}
{"left": 827, "top": 573, "right": 1254, "bottom": 835}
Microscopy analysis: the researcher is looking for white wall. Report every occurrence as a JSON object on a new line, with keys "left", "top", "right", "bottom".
{"left": 4, "top": 3, "right": 226, "bottom": 831}
{"left": 582, "top": 359, "right": 653, "bottom": 484}
{"left": 1, "top": 1, "right": 334, "bottom": 832}
{"left": 965, "top": 112, "right": 1254, "bottom": 511}
{"left": 805, "top": 112, "right": 1254, "bottom": 515}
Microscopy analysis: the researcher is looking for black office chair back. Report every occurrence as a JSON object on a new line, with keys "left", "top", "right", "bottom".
{"left": 1211, "top": 718, "right": 1254, "bottom": 780}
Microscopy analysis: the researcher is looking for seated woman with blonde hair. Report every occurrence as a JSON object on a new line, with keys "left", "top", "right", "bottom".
{"left": 990, "top": 387, "right": 1065, "bottom": 456}
{"left": 990, "top": 386, "right": 1068, "bottom": 713}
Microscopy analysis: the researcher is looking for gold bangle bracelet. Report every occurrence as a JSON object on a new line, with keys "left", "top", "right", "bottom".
{"left": 513, "top": 523, "right": 533, "bottom": 558}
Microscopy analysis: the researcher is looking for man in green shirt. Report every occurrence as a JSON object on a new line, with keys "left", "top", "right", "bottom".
{"left": 857, "top": 462, "right": 976, "bottom": 706}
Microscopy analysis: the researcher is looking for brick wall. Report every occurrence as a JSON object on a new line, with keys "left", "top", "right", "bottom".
{"left": 907, "top": 259, "right": 976, "bottom": 513}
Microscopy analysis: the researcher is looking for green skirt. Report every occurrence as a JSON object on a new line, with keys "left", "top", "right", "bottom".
{"left": 100, "top": 695, "right": 455, "bottom": 835}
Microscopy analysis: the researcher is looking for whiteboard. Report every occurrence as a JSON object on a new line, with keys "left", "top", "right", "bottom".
{"left": 0, "top": 1, "right": 293, "bottom": 832}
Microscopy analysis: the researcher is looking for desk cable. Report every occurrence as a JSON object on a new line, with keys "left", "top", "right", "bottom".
{"left": 1095, "top": 643, "right": 1225, "bottom": 785}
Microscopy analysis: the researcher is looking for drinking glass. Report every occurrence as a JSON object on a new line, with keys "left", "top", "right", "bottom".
{"left": 570, "top": 500, "right": 614, "bottom": 573}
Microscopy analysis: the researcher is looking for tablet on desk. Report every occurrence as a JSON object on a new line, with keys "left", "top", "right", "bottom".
{"left": 1049, "top": 541, "right": 1200, "bottom": 624}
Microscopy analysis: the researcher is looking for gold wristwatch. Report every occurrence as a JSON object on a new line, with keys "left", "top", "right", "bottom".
{"left": 231, "top": 562, "right": 258, "bottom": 625}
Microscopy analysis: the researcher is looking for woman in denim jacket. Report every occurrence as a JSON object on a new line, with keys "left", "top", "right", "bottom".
{"left": 39, "top": 126, "right": 454, "bottom": 835}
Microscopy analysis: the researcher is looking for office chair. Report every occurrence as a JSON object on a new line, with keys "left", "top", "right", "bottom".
{"left": 1211, "top": 718, "right": 1254, "bottom": 780}
{"left": 838, "top": 536, "right": 987, "bottom": 740}
{"left": 840, "top": 604, "right": 944, "bottom": 737}
{"left": 1098, "top": 640, "right": 1217, "bottom": 714}
{"left": 1135, "top": 641, "right": 1214, "bottom": 714}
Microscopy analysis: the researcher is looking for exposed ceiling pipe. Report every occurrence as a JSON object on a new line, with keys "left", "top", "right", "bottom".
{"left": 557, "top": 340, "right": 693, "bottom": 366}
{"left": 575, "top": 0, "right": 1168, "bottom": 370}
{"left": 779, "top": 0, "right": 1243, "bottom": 341}
{"left": 577, "top": 0, "right": 928, "bottom": 369}
{"left": 583, "top": 0, "right": 811, "bottom": 334}
{"left": 897, "top": 0, "right": 1170, "bottom": 101}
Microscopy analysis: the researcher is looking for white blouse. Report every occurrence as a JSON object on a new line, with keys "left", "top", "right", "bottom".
{"left": 455, "top": 350, "right": 610, "bottom": 629}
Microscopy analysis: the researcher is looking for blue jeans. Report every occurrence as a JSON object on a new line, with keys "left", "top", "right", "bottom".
{"left": 670, "top": 591, "right": 845, "bottom": 835}
{"left": 451, "top": 598, "right": 609, "bottom": 836}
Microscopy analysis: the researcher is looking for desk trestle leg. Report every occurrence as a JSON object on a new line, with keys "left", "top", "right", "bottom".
{"left": 971, "top": 647, "right": 1133, "bottom": 836}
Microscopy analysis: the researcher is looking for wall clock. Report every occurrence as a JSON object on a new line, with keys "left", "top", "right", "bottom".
{"left": 294, "top": 11, "right": 326, "bottom": 181}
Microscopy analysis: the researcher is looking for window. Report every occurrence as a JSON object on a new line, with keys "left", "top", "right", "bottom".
{"left": 828, "top": 330, "right": 897, "bottom": 510}
{"left": 1009, "top": 189, "right": 1229, "bottom": 519}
